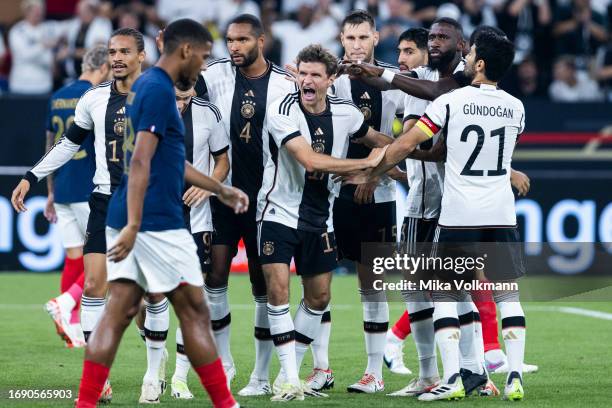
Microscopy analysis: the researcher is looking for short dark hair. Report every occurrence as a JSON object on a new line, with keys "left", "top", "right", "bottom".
{"left": 163, "top": 18, "right": 213, "bottom": 55}
{"left": 341, "top": 9, "right": 376, "bottom": 31}
{"left": 227, "top": 13, "right": 264, "bottom": 37}
{"left": 110, "top": 28, "right": 144, "bottom": 52}
{"left": 469, "top": 25, "right": 507, "bottom": 46}
{"left": 474, "top": 32, "right": 515, "bottom": 81}
{"left": 398, "top": 28, "right": 428, "bottom": 50}
{"left": 296, "top": 44, "right": 338, "bottom": 76}
{"left": 431, "top": 17, "right": 463, "bottom": 38}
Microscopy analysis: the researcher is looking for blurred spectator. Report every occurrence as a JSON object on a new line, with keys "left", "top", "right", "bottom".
{"left": 549, "top": 55, "right": 604, "bottom": 101}
{"left": 58, "top": 0, "right": 112, "bottom": 79}
{"left": 495, "top": 0, "right": 552, "bottom": 63}
{"left": 595, "top": 40, "right": 612, "bottom": 101}
{"left": 156, "top": 0, "right": 213, "bottom": 24}
{"left": 261, "top": 0, "right": 283, "bottom": 65}
{"left": 272, "top": 3, "right": 340, "bottom": 66}
{"left": 460, "top": 0, "right": 498, "bottom": 38}
{"left": 9, "top": 0, "right": 62, "bottom": 94}
{"left": 552, "top": 0, "right": 608, "bottom": 60}
{"left": 0, "top": 30, "right": 6, "bottom": 92}
{"left": 376, "top": 0, "right": 420, "bottom": 64}
{"left": 506, "top": 55, "right": 548, "bottom": 98}
{"left": 215, "top": 0, "right": 260, "bottom": 32}
{"left": 117, "top": 8, "right": 157, "bottom": 66}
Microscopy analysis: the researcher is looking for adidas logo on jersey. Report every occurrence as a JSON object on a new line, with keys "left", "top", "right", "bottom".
{"left": 361, "top": 91, "right": 371, "bottom": 100}
{"left": 244, "top": 90, "right": 255, "bottom": 97}
{"left": 116, "top": 106, "right": 126, "bottom": 115}
{"left": 314, "top": 127, "right": 324, "bottom": 136}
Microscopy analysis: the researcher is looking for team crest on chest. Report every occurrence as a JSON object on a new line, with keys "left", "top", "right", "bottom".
{"left": 241, "top": 100, "right": 256, "bottom": 119}
{"left": 312, "top": 128, "right": 325, "bottom": 153}
{"left": 113, "top": 106, "right": 126, "bottom": 136}
{"left": 262, "top": 241, "right": 275, "bottom": 256}
{"left": 359, "top": 91, "right": 372, "bottom": 121}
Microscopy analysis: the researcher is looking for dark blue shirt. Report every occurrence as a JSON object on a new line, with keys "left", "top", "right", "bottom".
{"left": 107, "top": 67, "right": 186, "bottom": 232}
{"left": 46, "top": 79, "right": 96, "bottom": 203}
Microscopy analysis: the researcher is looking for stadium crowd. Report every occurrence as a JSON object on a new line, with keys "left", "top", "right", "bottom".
{"left": 0, "top": 0, "right": 610, "bottom": 101}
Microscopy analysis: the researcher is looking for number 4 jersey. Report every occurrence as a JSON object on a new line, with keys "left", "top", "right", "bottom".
{"left": 417, "top": 83, "right": 525, "bottom": 227}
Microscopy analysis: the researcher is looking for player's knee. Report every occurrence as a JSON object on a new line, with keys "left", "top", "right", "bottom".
{"left": 204, "top": 271, "right": 229, "bottom": 288}
{"left": 267, "top": 284, "right": 289, "bottom": 305}
{"left": 144, "top": 292, "right": 166, "bottom": 303}
{"left": 83, "top": 276, "right": 106, "bottom": 297}
{"left": 304, "top": 290, "right": 330, "bottom": 311}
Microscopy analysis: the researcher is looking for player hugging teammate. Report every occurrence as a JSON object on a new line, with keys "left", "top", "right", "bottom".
{"left": 11, "top": 10, "right": 535, "bottom": 406}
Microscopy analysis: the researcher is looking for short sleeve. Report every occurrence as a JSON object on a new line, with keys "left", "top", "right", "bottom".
{"left": 134, "top": 86, "right": 172, "bottom": 137}
{"left": 348, "top": 105, "right": 368, "bottom": 140}
{"left": 267, "top": 100, "right": 301, "bottom": 146}
{"left": 517, "top": 103, "right": 526, "bottom": 134}
{"left": 417, "top": 95, "right": 448, "bottom": 138}
{"left": 74, "top": 93, "right": 93, "bottom": 130}
{"left": 209, "top": 115, "right": 229, "bottom": 156}
{"left": 403, "top": 94, "right": 429, "bottom": 122}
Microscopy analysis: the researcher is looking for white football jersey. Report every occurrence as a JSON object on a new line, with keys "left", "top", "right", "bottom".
{"left": 416, "top": 84, "right": 525, "bottom": 227}
{"left": 183, "top": 97, "right": 229, "bottom": 233}
{"left": 257, "top": 92, "right": 369, "bottom": 232}
{"left": 402, "top": 61, "right": 464, "bottom": 219}
{"left": 332, "top": 60, "right": 403, "bottom": 203}
{"left": 199, "top": 59, "right": 296, "bottom": 200}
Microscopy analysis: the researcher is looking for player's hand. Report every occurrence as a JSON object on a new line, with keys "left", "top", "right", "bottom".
{"left": 44, "top": 194, "right": 57, "bottom": 223}
{"left": 365, "top": 145, "right": 388, "bottom": 169}
{"left": 354, "top": 181, "right": 378, "bottom": 204}
{"left": 342, "top": 60, "right": 384, "bottom": 79}
{"left": 333, "top": 168, "right": 374, "bottom": 185}
{"left": 183, "top": 186, "right": 210, "bottom": 208}
{"left": 511, "top": 169, "right": 530, "bottom": 197}
{"left": 11, "top": 179, "right": 30, "bottom": 212}
{"left": 107, "top": 224, "right": 138, "bottom": 263}
{"left": 218, "top": 186, "right": 249, "bottom": 214}
{"left": 284, "top": 63, "right": 298, "bottom": 83}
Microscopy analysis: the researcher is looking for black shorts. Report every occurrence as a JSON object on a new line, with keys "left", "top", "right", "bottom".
{"left": 210, "top": 196, "right": 258, "bottom": 259}
{"left": 258, "top": 221, "right": 337, "bottom": 276}
{"left": 434, "top": 226, "right": 526, "bottom": 282}
{"left": 84, "top": 192, "right": 110, "bottom": 255}
{"left": 401, "top": 217, "right": 438, "bottom": 254}
{"left": 333, "top": 198, "right": 396, "bottom": 263}
{"left": 192, "top": 231, "right": 212, "bottom": 273}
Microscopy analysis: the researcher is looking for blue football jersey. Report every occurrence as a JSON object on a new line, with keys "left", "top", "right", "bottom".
{"left": 46, "top": 79, "right": 96, "bottom": 203}
{"left": 106, "top": 67, "right": 186, "bottom": 232}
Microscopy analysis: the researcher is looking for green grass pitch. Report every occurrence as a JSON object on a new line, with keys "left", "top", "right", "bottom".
{"left": 0, "top": 272, "right": 611, "bottom": 407}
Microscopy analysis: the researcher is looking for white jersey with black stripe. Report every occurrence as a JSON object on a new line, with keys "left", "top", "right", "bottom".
{"left": 73, "top": 80, "right": 127, "bottom": 195}
{"left": 199, "top": 59, "right": 296, "bottom": 200}
{"left": 257, "top": 92, "right": 369, "bottom": 232}
{"left": 332, "top": 59, "right": 404, "bottom": 203}
{"left": 184, "top": 97, "right": 229, "bottom": 233}
{"left": 402, "top": 60, "right": 465, "bottom": 219}
{"left": 419, "top": 84, "right": 525, "bottom": 227}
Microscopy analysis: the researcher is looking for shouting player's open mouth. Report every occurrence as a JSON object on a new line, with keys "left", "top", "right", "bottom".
{"left": 302, "top": 86, "right": 317, "bottom": 102}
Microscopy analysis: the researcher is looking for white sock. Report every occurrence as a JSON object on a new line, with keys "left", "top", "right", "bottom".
{"left": 458, "top": 301, "right": 482, "bottom": 374}
{"left": 405, "top": 294, "right": 438, "bottom": 379}
{"left": 472, "top": 304, "right": 486, "bottom": 373}
{"left": 294, "top": 299, "right": 324, "bottom": 370}
{"left": 173, "top": 327, "right": 190, "bottom": 383}
{"left": 268, "top": 303, "right": 299, "bottom": 387}
{"left": 80, "top": 296, "right": 105, "bottom": 343}
{"left": 361, "top": 289, "right": 389, "bottom": 379}
{"left": 499, "top": 301, "right": 526, "bottom": 381}
{"left": 386, "top": 328, "right": 404, "bottom": 346}
{"left": 143, "top": 298, "right": 169, "bottom": 384}
{"left": 55, "top": 291, "right": 77, "bottom": 313}
{"left": 204, "top": 285, "right": 233, "bottom": 368}
{"left": 252, "top": 295, "right": 273, "bottom": 381}
{"left": 311, "top": 305, "right": 331, "bottom": 370}
{"left": 433, "top": 301, "right": 461, "bottom": 383}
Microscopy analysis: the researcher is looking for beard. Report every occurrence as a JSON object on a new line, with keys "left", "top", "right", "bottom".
{"left": 231, "top": 45, "right": 259, "bottom": 68}
{"left": 428, "top": 50, "right": 456, "bottom": 71}
{"left": 176, "top": 74, "right": 196, "bottom": 92}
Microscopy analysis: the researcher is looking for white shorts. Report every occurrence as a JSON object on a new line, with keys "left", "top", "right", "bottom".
{"left": 106, "top": 227, "right": 203, "bottom": 293}
{"left": 54, "top": 202, "right": 90, "bottom": 248}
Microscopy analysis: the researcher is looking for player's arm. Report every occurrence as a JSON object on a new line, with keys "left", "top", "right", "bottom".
{"left": 184, "top": 162, "right": 248, "bottom": 213}
{"left": 44, "top": 130, "right": 57, "bottom": 223}
{"left": 402, "top": 118, "right": 446, "bottom": 162}
{"left": 510, "top": 168, "right": 530, "bottom": 196}
{"left": 183, "top": 148, "right": 230, "bottom": 207}
{"left": 11, "top": 123, "right": 89, "bottom": 212}
{"left": 285, "top": 135, "right": 386, "bottom": 175}
{"left": 354, "top": 127, "right": 394, "bottom": 148}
